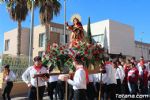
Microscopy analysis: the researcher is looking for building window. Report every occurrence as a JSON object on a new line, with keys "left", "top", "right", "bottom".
{"left": 38, "top": 51, "right": 44, "bottom": 58}
{"left": 5, "top": 39, "right": 10, "bottom": 51}
{"left": 92, "top": 34, "right": 104, "bottom": 43}
{"left": 39, "top": 33, "right": 45, "bottom": 47}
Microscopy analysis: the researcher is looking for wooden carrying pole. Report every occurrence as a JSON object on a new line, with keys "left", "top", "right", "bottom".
{"left": 36, "top": 77, "right": 39, "bottom": 100}
{"left": 65, "top": 81, "right": 68, "bottom": 100}
{"left": 98, "top": 72, "right": 102, "bottom": 100}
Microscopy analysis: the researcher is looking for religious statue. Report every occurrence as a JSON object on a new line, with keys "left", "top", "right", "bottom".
{"left": 66, "top": 14, "right": 85, "bottom": 47}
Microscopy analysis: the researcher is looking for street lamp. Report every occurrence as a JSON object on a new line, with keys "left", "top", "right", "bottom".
{"left": 28, "top": 0, "right": 34, "bottom": 66}
{"left": 140, "top": 32, "right": 144, "bottom": 57}
{"left": 64, "top": 2, "right": 68, "bottom": 100}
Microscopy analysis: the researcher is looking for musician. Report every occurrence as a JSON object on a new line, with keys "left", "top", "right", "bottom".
{"left": 22, "top": 56, "right": 48, "bottom": 100}
{"left": 2, "top": 64, "right": 16, "bottom": 100}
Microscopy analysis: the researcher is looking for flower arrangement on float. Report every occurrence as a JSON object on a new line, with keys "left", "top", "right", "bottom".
{"left": 42, "top": 41, "right": 104, "bottom": 72}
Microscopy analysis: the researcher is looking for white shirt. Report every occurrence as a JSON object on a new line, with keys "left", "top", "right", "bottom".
{"left": 115, "top": 68, "right": 122, "bottom": 79}
{"left": 88, "top": 74, "right": 94, "bottom": 82}
{"left": 93, "top": 73, "right": 107, "bottom": 84}
{"left": 49, "top": 75, "right": 58, "bottom": 82}
{"left": 118, "top": 65, "right": 125, "bottom": 83}
{"left": 145, "top": 62, "right": 150, "bottom": 72}
{"left": 22, "top": 66, "right": 47, "bottom": 87}
{"left": 105, "top": 64, "right": 117, "bottom": 85}
{"left": 67, "top": 68, "right": 86, "bottom": 90}
{"left": 5, "top": 71, "right": 16, "bottom": 82}
{"left": 137, "top": 63, "right": 148, "bottom": 76}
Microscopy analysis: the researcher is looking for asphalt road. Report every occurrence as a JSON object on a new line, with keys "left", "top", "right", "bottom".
{"left": 11, "top": 93, "right": 50, "bottom": 100}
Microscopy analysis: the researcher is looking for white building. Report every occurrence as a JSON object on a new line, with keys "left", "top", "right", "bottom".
{"left": 4, "top": 20, "right": 150, "bottom": 60}
{"left": 135, "top": 41, "right": 150, "bottom": 60}
{"left": 83, "top": 19, "right": 150, "bottom": 60}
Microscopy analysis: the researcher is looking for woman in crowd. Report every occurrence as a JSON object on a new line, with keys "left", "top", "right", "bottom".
{"left": 127, "top": 62, "right": 139, "bottom": 94}
{"left": 113, "top": 61, "right": 122, "bottom": 95}
{"left": 123, "top": 59, "right": 131, "bottom": 94}
{"left": 2, "top": 64, "right": 16, "bottom": 100}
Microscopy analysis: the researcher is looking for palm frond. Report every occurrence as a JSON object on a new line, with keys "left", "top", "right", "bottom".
{"left": 38, "top": 0, "right": 61, "bottom": 24}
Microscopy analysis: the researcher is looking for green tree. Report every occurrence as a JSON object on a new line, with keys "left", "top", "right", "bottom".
{"left": 87, "top": 17, "right": 92, "bottom": 44}
{"left": 37, "top": 0, "right": 61, "bottom": 50}
{"left": 1, "top": 0, "right": 28, "bottom": 56}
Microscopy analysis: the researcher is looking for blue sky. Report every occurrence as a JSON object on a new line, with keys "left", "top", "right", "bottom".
{"left": 0, "top": 0, "right": 150, "bottom": 53}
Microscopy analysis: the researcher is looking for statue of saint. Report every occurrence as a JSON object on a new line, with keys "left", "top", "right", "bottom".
{"left": 66, "top": 14, "right": 85, "bottom": 47}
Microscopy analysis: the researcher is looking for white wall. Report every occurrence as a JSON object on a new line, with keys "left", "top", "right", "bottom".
{"left": 84, "top": 19, "right": 135, "bottom": 56}
{"left": 83, "top": 20, "right": 110, "bottom": 48}
{"left": 135, "top": 42, "right": 150, "bottom": 60}
{"left": 109, "top": 20, "right": 135, "bottom": 56}
{"left": 21, "top": 28, "right": 30, "bottom": 56}
{"left": 4, "top": 28, "right": 30, "bottom": 56}
{"left": 4, "top": 28, "right": 18, "bottom": 55}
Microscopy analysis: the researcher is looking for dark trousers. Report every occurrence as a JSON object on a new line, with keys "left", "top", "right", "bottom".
{"left": 28, "top": 86, "right": 45, "bottom": 100}
{"left": 74, "top": 89, "right": 87, "bottom": 100}
{"left": 68, "top": 84, "right": 74, "bottom": 100}
{"left": 2, "top": 81, "right": 13, "bottom": 100}
{"left": 87, "top": 82, "right": 95, "bottom": 100}
{"left": 57, "top": 80, "right": 65, "bottom": 100}
{"left": 47, "top": 81, "right": 58, "bottom": 100}
{"left": 106, "top": 84, "right": 116, "bottom": 100}
{"left": 94, "top": 82, "right": 106, "bottom": 100}
{"left": 116, "top": 79, "right": 122, "bottom": 94}
{"left": 123, "top": 82, "right": 129, "bottom": 94}
{"left": 128, "top": 82, "right": 138, "bottom": 94}
{"left": 139, "top": 79, "right": 148, "bottom": 94}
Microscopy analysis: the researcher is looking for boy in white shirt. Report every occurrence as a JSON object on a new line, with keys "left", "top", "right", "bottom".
{"left": 22, "top": 56, "right": 48, "bottom": 100}
{"left": 60, "top": 54, "right": 87, "bottom": 100}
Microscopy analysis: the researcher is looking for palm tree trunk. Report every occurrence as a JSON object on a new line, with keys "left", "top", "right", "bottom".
{"left": 17, "top": 20, "right": 22, "bottom": 56}
{"left": 45, "top": 23, "right": 50, "bottom": 51}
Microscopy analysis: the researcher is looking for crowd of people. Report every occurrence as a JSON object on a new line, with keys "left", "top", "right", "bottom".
{"left": 1, "top": 55, "right": 150, "bottom": 100}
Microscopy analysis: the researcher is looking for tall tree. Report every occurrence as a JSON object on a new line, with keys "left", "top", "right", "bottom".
{"left": 87, "top": 17, "right": 92, "bottom": 44}
{"left": 2, "top": 0, "right": 28, "bottom": 56}
{"left": 37, "top": 0, "right": 61, "bottom": 50}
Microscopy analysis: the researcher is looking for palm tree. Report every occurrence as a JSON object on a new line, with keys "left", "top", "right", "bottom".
{"left": 37, "top": 0, "right": 61, "bottom": 50}
{"left": 2, "top": 0, "right": 28, "bottom": 56}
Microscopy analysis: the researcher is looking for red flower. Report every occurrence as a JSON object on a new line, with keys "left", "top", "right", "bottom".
{"left": 88, "top": 56, "right": 90, "bottom": 60}
{"left": 72, "top": 41, "right": 77, "bottom": 46}
{"left": 77, "top": 46, "right": 80, "bottom": 49}
{"left": 84, "top": 51, "right": 88, "bottom": 55}
{"left": 57, "top": 57, "right": 60, "bottom": 60}
{"left": 81, "top": 57, "right": 84, "bottom": 61}
{"left": 59, "top": 47, "right": 63, "bottom": 50}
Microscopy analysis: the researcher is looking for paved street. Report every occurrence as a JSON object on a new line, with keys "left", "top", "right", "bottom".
{"left": 11, "top": 93, "right": 49, "bottom": 100}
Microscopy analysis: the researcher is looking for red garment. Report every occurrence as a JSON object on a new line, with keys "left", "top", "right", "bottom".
{"left": 127, "top": 67, "right": 139, "bottom": 83}
{"left": 123, "top": 65, "right": 131, "bottom": 83}
{"left": 34, "top": 65, "right": 42, "bottom": 72}
{"left": 105, "top": 61, "right": 112, "bottom": 65}
{"left": 140, "top": 68, "right": 148, "bottom": 86}
{"left": 84, "top": 68, "right": 89, "bottom": 84}
{"left": 140, "top": 61, "right": 145, "bottom": 66}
